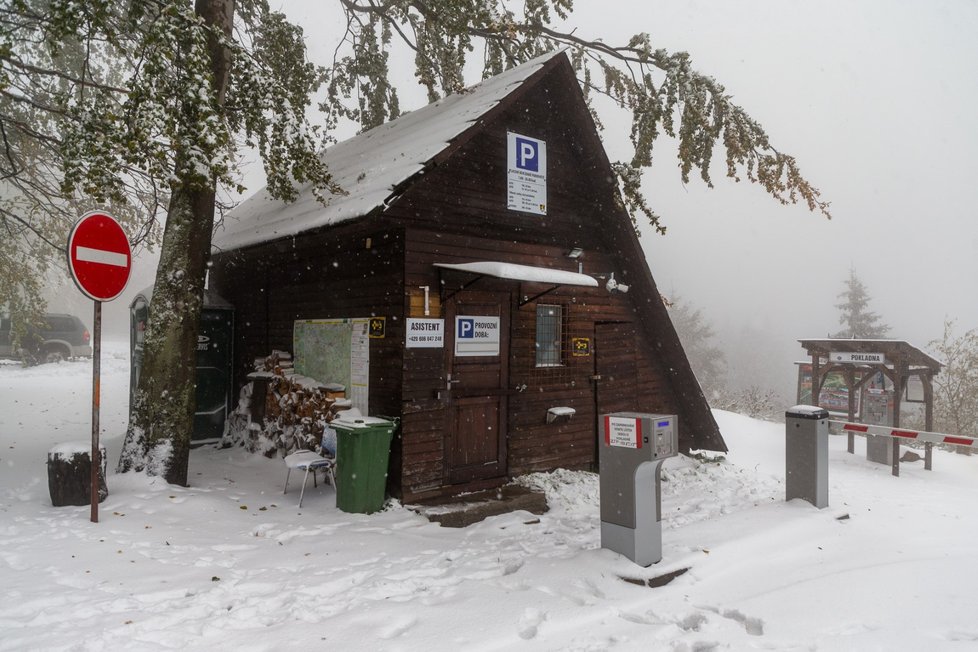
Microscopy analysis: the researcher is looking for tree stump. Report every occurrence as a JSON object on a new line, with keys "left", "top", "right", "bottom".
{"left": 47, "top": 443, "right": 108, "bottom": 507}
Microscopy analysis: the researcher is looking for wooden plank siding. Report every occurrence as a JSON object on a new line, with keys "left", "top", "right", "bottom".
{"left": 210, "top": 220, "right": 406, "bottom": 431}
{"left": 210, "top": 52, "right": 724, "bottom": 504}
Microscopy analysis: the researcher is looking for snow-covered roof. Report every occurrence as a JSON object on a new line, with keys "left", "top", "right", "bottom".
{"left": 434, "top": 261, "right": 598, "bottom": 287}
{"left": 797, "top": 338, "right": 942, "bottom": 369}
{"left": 213, "top": 51, "right": 564, "bottom": 253}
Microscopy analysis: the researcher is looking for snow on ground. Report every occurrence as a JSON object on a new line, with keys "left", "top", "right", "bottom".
{"left": 2, "top": 344, "right": 978, "bottom": 651}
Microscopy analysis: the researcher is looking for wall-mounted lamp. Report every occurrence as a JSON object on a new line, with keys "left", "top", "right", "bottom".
{"left": 566, "top": 247, "right": 584, "bottom": 273}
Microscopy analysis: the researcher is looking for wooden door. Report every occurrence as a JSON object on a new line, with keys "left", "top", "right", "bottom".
{"left": 444, "top": 291, "right": 510, "bottom": 484}
{"left": 594, "top": 321, "right": 639, "bottom": 417}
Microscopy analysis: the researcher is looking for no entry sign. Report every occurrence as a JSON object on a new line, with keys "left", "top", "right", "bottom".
{"left": 66, "top": 211, "right": 132, "bottom": 524}
{"left": 67, "top": 212, "right": 132, "bottom": 302}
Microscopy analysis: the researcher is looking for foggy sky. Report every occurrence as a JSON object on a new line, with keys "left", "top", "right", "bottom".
{"left": 596, "top": 0, "right": 978, "bottom": 393}
{"left": 65, "top": 1, "right": 978, "bottom": 399}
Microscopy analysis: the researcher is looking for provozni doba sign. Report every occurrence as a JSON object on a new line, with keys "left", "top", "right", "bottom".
{"left": 454, "top": 315, "right": 500, "bottom": 356}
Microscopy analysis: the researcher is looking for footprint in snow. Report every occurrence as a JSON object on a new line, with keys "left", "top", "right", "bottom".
{"left": 676, "top": 611, "right": 709, "bottom": 632}
{"left": 619, "top": 609, "right": 662, "bottom": 626}
{"left": 721, "top": 608, "right": 764, "bottom": 636}
{"left": 378, "top": 615, "right": 417, "bottom": 639}
{"left": 518, "top": 607, "right": 546, "bottom": 640}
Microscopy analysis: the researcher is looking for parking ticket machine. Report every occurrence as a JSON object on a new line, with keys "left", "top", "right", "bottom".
{"left": 599, "top": 413, "right": 678, "bottom": 566}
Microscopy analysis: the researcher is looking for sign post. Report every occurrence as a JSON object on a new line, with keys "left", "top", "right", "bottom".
{"left": 67, "top": 212, "right": 132, "bottom": 523}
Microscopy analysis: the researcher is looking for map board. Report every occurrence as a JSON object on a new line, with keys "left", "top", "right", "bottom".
{"left": 293, "top": 318, "right": 370, "bottom": 413}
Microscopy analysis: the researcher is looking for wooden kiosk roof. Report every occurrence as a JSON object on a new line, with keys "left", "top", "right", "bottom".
{"left": 798, "top": 339, "right": 942, "bottom": 374}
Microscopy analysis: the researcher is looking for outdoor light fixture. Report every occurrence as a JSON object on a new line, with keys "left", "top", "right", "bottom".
{"left": 604, "top": 273, "right": 629, "bottom": 294}
{"left": 566, "top": 247, "right": 584, "bottom": 273}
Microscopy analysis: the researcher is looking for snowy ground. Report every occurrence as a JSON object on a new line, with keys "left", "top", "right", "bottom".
{"left": 2, "top": 343, "right": 978, "bottom": 651}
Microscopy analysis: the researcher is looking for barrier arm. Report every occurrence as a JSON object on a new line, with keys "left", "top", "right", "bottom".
{"left": 828, "top": 420, "right": 977, "bottom": 475}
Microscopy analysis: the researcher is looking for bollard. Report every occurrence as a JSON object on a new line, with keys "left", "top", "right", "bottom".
{"left": 785, "top": 405, "right": 829, "bottom": 508}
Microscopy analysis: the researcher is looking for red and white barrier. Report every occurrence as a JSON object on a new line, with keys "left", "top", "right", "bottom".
{"left": 828, "top": 421, "right": 977, "bottom": 450}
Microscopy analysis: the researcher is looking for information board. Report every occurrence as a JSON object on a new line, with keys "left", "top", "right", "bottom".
{"left": 293, "top": 318, "right": 370, "bottom": 413}
{"left": 506, "top": 132, "right": 547, "bottom": 215}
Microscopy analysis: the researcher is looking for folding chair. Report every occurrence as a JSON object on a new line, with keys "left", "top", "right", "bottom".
{"left": 283, "top": 426, "right": 337, "bottom": 508}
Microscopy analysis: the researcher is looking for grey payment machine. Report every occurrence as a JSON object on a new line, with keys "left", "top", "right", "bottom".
{"left": 599, "top": 413, "right": 678, "bottom": 566}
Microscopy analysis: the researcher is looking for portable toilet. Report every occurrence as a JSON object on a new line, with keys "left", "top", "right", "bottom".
{"left": 129, "top": 286, "right": 234, "bottom": 442}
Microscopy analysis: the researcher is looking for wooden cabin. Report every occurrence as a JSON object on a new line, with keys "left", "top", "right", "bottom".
{"left": 210, "top": 50, "right": 726, "bottom": 502}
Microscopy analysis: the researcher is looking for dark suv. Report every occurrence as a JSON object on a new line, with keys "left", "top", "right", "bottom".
{"left": 0, "top": 313, "right": 92, "bottom": 364}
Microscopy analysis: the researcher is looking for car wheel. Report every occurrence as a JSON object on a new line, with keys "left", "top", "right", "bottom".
{"left": 43, "top": 348, "right": 67, "bottom": 364}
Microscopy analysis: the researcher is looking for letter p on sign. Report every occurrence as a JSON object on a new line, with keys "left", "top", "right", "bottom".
{"left": 516, "top": 137, "right": 539, "bottom": 172}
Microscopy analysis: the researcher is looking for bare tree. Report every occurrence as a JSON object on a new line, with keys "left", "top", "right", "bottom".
{"left": 930, "top": 320, "right": 978, "bottom": 437}
{"left": 666, "top": 294, "right": 726, "bottom": 400}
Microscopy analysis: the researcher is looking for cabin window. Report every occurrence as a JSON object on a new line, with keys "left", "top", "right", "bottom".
{"left": 535, "top": 304, "right": 563, "bottom": 367}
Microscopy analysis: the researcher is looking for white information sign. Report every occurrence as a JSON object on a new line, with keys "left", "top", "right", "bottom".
{"left": 606, "top": 416, "right": 642, "bottom": 449}
{"left": 506, "top": 132, "right": 547, "bottom": 215}
{"left": 406, "top": 318, "right": 444, "bottom": 348}
{"left": 454, "top": 315, "right": 500, "bottom": 357}
{"left": 349, "top": 319, "right": 370, "bottom": 412}
{"left": 832, "top": 351, "right": 885, "bottom": 365}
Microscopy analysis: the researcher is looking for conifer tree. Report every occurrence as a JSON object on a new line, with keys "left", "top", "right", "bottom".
{"left": 833, "top": 269, "right": 890, "bottom": 339}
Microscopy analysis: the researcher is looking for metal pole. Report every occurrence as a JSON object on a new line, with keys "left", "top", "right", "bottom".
{"left": 90, "top": 301, "right": 101, "bottom": 523}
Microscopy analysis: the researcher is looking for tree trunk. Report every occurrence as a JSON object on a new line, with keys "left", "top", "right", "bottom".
{"left": 117, "top": 186, "right": 213, "bottom": 485}
{"left": 117, "top": 0, "right": 236, "bottom": 486}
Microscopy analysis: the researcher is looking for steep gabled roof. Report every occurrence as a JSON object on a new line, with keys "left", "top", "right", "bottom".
{"left": 213, "top": 50, "right": 564, "bottom": 253}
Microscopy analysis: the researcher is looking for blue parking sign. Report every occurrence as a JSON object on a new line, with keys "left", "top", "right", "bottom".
{"left": 506, "top": 132, "right": 547, "bottom": 216}
{"left": 457, "top": 318, "right": 474, "bottom": 339}
{"left": 514, "top": 137, "right": 539, "bottom": 172}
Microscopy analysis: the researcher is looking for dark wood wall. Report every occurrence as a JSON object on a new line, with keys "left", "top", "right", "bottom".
{"left": 209, "top": 221, "right": 405, "bottom": 421}
{"left": 209, "top": 54, "right": 722, "bottom": 502}
{"left": 392, "top": 228, "right": 682, "bottom": 501}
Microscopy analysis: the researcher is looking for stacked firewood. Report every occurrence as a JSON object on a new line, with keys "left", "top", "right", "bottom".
{"left": 222, "top": 350, "right": 349, "bottom": 458}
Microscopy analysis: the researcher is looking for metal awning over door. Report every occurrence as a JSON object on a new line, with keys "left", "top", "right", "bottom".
{"left": 434, "top": 261, "right": 598, "bottom": 305}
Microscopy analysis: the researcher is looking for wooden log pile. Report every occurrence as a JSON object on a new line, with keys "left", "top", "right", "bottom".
{"left": 222, "top": 350, "right": 350, "bottom": 458}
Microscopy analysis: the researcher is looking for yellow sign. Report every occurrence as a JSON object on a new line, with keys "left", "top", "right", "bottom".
{"left": 572, "top": 337, "right": 591, "bottom": 357}
{"left": 369, "top": 317, "right": 386, "bottom": 339}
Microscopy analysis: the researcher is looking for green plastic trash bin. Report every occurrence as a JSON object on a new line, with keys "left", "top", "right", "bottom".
{"left": 332, "top": 416, "right": 397, "bottom": 514}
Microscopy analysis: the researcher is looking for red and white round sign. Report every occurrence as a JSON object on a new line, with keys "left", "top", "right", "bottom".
{"left": 67, "top": 212, "right": 132, "bottom": 302}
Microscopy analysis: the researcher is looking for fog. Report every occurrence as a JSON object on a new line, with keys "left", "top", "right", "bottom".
{"left": 47, "top": 1, "right": 978, "bottom": 403}
{"left": 609, "top": 0, "right": 978, "bottom": 399}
